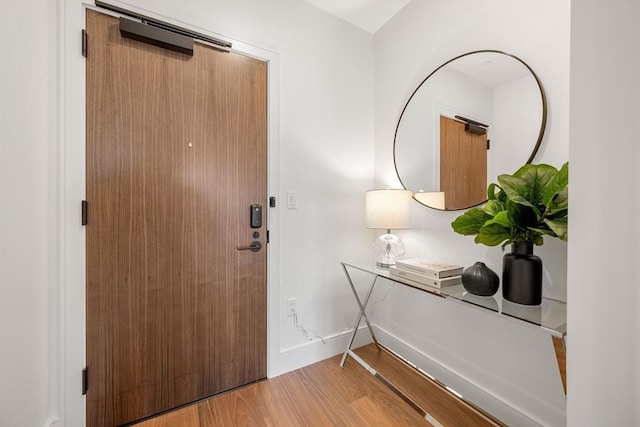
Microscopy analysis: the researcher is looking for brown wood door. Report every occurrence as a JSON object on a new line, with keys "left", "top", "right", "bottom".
{"left": 85, "top": 10, "right": 267, "bottom": 426}
{"left": 440, "top": 115, "right": 487, "bottom": 210}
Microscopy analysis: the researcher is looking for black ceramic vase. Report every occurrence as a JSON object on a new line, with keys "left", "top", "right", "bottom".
{"left": 502, "top": 242, "right": 542, "bottom": 305}
{"left": 461, "top": 262, "right": 499, "bottom": 296}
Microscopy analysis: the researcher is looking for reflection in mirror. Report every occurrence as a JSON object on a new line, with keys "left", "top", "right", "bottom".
{"left": 394, "top": 50, "right": 547, "bottom": 210}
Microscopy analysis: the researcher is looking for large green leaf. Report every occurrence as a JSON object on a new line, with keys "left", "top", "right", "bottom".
{"left": 498, "top": 164, "right": 558, "bottom": 214}
{"left": 486, "top": 210, "right": 510, "bottom": 228}
{"left": 487, "top": 183, "right": 506, "bottom": 202}
{"left": 505, "top": 199, "right": 537, "bottom": 230}
{"left": 451, "top": 208, "right": 492, "bottom": 235}
{"left": 548, "top": 187, "right": 569, "bottom": 214}
{"left": 476, "top": 222, "right": 511, "bottom": 247}
{"left": 531, "top": 233, "right": 544, "bottom": 246}
{"left": 542, "top": 162, "right": 568, "bottom": 206}
{"left": 498, "top": 174, "right": 541, "bottom": 217}
{"left": 514, "top": 163, "right": 558, "bottom": 205}
{"left": 544, "top": 217, "right": 568, "bottom": 241}
{"left": 529, "top": 226, "right": 557, "bottom": 237}
{"left": 487, "top": 183, "right": 498, "bottom": 200}
{"left": 482, "top": 199, "right": 505, "bottom": 216}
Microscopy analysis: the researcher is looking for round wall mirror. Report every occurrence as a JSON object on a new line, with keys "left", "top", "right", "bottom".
{"left": 393, "top": 50, "right": 547, "bottom": 210}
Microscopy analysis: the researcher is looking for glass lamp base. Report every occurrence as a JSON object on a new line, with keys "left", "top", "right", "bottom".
{"left": 373, "top": 233, "right": 405, "bottom": 267}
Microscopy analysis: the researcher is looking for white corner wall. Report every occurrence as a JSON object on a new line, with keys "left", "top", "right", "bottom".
{"left": 0, "top": 1, "right": 60, "bottom": 427}
{"left": 372, "top": 1, "right": 570, "bottom": 425}
{"left": 568, "top": 1, "right": 640, "bottom": 426}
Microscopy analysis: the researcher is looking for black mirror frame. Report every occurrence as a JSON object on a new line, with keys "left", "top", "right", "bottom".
{"left": 393, "top": 49, "right": 548, "bottom": 210}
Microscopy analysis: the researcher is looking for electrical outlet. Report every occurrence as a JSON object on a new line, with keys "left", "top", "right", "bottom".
{"left": 287, "top": 297, "right": 298, "bottom": 317}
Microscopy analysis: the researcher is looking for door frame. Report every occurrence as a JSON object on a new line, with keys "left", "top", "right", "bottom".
{"left": 59, "top": 1, "right": 280, "bottom": 424}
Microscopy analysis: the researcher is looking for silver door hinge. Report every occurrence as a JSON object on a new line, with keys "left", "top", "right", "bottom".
{"left": 82, "top": 200, "right": 88, "bottom": 226}
{"left": 82, "top": 368, "right": 88, "bottom": 395}
{"left": 82, "top": 29, "right": 87, "bottom": 57}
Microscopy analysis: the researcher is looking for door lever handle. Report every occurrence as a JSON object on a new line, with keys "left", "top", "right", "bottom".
{"left": 237, "top": 241, "right": 262, "bottom": 252}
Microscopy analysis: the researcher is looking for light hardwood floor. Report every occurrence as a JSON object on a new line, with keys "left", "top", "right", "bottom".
{"left": 134, "top": 345, "right": 502, "bottom": 426}
{"left": 353, "top": 345, "right": 502, "bottom": 427}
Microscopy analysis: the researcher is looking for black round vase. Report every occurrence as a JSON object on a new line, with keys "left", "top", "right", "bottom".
{"left": 502, "top": 242, "right": 542, "bottom": 305}
{"left": 461, "top": 262, "right": 499, "bottom": 296}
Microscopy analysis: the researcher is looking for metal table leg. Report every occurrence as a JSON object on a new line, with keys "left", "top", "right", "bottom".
{"left": 340, "top": 262, "right": 382, "bottom": 368}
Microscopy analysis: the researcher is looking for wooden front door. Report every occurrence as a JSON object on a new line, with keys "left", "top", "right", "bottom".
{"left": 86, "top": 9, "right": 267, "bottom": 426}
{"left": 440, "top": 115, "right": 488, "bottom": 210}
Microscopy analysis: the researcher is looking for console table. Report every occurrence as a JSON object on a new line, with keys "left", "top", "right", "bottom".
{"left": 339, "top": 261, "right": 567, "bottom": 396}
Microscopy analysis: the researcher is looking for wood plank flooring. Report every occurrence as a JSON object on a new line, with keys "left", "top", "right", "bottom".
{"left": 353, "top": 345, "right": 503, "bottom": 427}
{"left": 135, "top": 344, "right": 504, "bottom": 426}
{"left": 134, "top": 351, "right": 429, "bottom": 426}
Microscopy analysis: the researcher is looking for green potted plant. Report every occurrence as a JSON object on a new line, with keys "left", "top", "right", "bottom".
{"left": 451, "top": 162, "right": 568, "bottom": 305}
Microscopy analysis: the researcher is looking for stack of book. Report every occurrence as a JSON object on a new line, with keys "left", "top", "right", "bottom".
{"left": 389, "top": 258, "right": 463, "bottom": 289}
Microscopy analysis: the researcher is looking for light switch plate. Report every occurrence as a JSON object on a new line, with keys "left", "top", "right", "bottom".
{"left": 287, "top": 191, "right": 298, "bottom": 209}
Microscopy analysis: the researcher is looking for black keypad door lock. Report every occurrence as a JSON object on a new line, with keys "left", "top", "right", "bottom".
{"left": 251, "top": 204, "right": 262, "bottom": 228}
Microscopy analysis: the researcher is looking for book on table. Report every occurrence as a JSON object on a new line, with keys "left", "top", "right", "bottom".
{"left": 389, "top": 266, "right": 461, "bottom": 288}
{"left": 394, "top": 258, "right": 463, "bottom": 279}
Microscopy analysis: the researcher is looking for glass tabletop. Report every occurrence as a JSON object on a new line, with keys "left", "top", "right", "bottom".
{"left": 342, "top": 260, "right": 566, "bottom": 338}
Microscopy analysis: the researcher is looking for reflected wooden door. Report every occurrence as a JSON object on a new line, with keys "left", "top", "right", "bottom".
{"left": 440, "top": 115, "right": 487, "bottom": 210}
{"left": 86, "top": 9, "right": 267, "bottom": 426}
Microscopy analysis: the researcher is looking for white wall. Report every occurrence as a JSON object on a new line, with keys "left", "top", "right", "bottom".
{"left": 568, "top": 1, "right": 640, "bottom": 426}
{"left": 0, "top": 1, "right": 59, "bottom": 427}
{"left": 373, "top": 1, "right": 570, "bottom": 425}
{"left": 492, "top": 74, "right": 544, "bottom": 179}
{"left": 2, "top": 0, "right": 375, "bottom": 426}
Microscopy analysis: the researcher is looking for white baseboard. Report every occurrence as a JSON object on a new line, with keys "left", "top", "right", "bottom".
{"left": 278, "top": 325, "right": 373, "bottom": 375}
{"left": 371, "top": 325, "right": 550, "bottom": 427}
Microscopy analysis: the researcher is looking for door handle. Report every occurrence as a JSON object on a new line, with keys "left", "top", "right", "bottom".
{"left": 237, "top": 241, "right": 262, "bottom": 252}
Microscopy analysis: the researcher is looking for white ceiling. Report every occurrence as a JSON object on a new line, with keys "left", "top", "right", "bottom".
{"left": 306, "top": 0, "right": 410, "bottom": 33}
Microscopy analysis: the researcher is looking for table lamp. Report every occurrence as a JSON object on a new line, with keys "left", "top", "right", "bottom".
{"left": 365, "top": 189, "right": 412, "bottom": 267}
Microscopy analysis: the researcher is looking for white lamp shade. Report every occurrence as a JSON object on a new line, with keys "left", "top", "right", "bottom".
{"left": 365, "top": 189, "right": 412, "bottom": 230}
